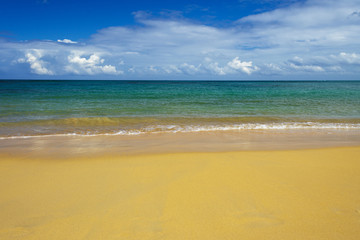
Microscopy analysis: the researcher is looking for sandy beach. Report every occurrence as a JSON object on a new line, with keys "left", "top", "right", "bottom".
{"left": 1, "top": 143, "right": 359, "bottom": 239}
{"left": 2, "top": 0, "right": 360, "bottom": 237}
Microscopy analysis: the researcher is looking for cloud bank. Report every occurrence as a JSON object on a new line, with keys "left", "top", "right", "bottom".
{"left": 1, "top": 0, "right": 360, "bottom": 79}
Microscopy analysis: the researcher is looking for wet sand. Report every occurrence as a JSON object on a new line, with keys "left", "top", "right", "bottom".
{"left": 1, "top": 129, "right": 360, "bottom": 158}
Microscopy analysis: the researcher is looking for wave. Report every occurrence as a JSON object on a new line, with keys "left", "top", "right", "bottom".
{"left": 1, "top": 122, "right": 360, "bottom": 139}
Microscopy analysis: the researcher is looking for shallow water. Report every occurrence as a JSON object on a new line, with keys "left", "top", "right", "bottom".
{"left": 1, "top": 80, "right": 360, "bottom": 138}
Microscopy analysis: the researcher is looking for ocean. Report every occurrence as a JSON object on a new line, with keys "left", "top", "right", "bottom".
{"left": 1, "top": 80, "right": 360, "bottom": 138}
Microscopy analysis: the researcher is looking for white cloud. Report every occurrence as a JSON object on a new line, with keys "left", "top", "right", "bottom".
{"left": 163, "top": 65, "right": 182, "bottom": 74}
{"left": 336, "top": 52, "right": 360, "bottom": 64}
{"left": 264, "top": 63, "right": 283, "bottom": 72}
{"left": 148, "top": 65, "right": 159, "bottom": 73}
{"left": 236, "top": 0, "right": 360, "bottom": 53}
{"left": 19, "top": 49, "right": 53, "bottom": 75}
{"left": 288, "top": 63, "right": 325, "bottom": 72}
{"left": 206, "top": 61, "right": 226, "bottom": 75}
{"left": 66, "top": 52, "right": 120, "bottom": 75}
{"left": 57, "top": 39, "right": 77, "bottom": 44}
{"left": 123, "top": 57, "right": 258, "bottom": 76}
{"left": 227, "top": 57, "right": 258, "bottom": 74}
{"left": 198, "top": 57, "right": 259, "bottom": 75}
{"left": 179, "top": 63, "right": 202, "bottom": 75}
{"left": 281, "top": 52, "right": 360, "bottom": 74}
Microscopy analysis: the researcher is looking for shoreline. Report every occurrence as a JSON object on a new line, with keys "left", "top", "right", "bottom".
{"left": 1, "top": 128, "right": 360, "bottom": 158}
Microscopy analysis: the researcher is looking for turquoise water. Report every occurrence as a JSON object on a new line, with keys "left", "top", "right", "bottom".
{"left": 1, "top": 80, "right": 360, "bottom": 137}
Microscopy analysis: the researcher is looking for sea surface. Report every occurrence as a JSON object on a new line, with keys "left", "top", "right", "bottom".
{"left": 1, "top": 80, "right": 360, "bottom": 138}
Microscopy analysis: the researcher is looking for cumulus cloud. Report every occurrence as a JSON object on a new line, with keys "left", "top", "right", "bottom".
{"left": 1, "top": 0, "right": 360, "bottom": 79}
{"left": 227, "top": 57, "right": 258, "bottom": 74}
{"left": 66, "top": 52, "right": 120, "bottom": 75}
{"left": 197, "top": 57, "right": 259, "bottom": 75}
{"left": 18, "top": 49, "right": 53, "bottom": 75}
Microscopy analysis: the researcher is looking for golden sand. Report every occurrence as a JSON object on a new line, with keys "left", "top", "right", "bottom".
{"left": 0, "top": 146, "right": 360, "bottom": 239}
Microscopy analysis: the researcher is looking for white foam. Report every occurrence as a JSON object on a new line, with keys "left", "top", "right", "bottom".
{"left": 0, "top": 122, "right": 359, "bottom": 139}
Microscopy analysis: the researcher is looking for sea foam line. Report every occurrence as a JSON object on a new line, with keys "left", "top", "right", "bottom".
{"left": 0, "top": 122, "right": 360, "bottom": 139}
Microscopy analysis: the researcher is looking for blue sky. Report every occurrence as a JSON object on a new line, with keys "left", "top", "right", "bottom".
{"left": 0, "top": 0, "right": 359, "bottom": 80}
